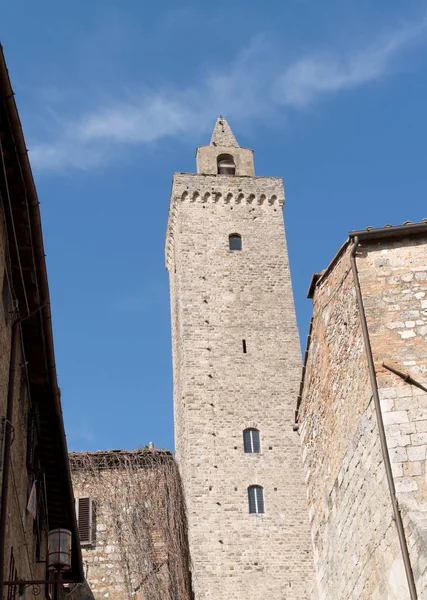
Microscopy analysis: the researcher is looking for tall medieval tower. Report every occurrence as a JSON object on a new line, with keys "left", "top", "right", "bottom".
{"left": 166, "top": 118, "right": 315, "bottom": 599}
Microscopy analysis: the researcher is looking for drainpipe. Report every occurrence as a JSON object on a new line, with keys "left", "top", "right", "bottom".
{"left": 0, "top": 318, "right": 20, "bottom": 600}
{"left": 350, "top": 237, "right": 418, "bottom": 600}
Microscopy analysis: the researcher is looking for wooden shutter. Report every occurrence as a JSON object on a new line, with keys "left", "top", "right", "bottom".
{"left": 252, "top": 430, "right": 260, "bottom": 453}
{"left": 248, "top": 487, "right": 256, "bottom": 513}
{"left": 256, "top": 487, "right": 264, "bottom": 513}
{"left": 76, "top": 497, "right": 92, "bottom": 544}
{"left": 243, "top": 429, "right": 260, "bottom": 453}
{"left": 243, "top": 429, "right": 251, "bottom": 453}
{"left": 248, "top": 486, "right": 264, "bottom": 514}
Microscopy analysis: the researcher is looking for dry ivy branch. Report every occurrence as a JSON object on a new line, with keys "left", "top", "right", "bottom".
{"left": 69, "top": 450, "right": 192, "bottom": 600}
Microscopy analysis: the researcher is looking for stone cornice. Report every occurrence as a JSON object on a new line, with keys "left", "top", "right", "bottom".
{"left": 165, "top": 173, "right": 285, "bottom": 271}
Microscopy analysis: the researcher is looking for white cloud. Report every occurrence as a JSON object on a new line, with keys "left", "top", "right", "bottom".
{"left": 28, "top": 17, "right": 427, "bottom": 172}
{"left": 275, "top": 17, "right": 427, "bottom": 107}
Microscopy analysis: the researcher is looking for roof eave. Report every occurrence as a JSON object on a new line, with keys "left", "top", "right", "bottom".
{"left": 0, "top": 43, "right": 83, "bottom": 582}
{"left": 349, "top": 222, "right": 427, "bottom": 242}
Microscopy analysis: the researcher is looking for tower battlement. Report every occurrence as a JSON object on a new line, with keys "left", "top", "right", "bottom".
{"left": 165, "top": 173, "right": 284, "bottom": 271}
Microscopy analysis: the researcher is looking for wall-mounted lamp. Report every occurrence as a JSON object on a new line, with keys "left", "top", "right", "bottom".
{"left": 4, "top": 529, "right": 74, "bottom": 599}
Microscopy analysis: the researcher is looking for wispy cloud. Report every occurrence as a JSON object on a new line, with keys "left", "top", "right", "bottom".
{"left": 274, "top": 16, "right": 427, "bottom": 107}
{"left": 28, "top": 16, "right": 427, "bottom": 172}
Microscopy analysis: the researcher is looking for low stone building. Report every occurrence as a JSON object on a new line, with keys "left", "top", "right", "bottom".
{"left": 297, "top": 221, "right": 427, "bottom": 599}
{"left": 0, "top": 44, "right": 83, "bottom": 598}
{"left": 70, "top": 449, "right": 192, "bottom": 600}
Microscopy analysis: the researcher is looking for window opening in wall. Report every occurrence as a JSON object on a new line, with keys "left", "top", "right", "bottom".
{"left": 34, "top": 475, "right": 48, "bottom": 561}
{"left": 243, "top": 428, "right": 260, "bottom": 453}
{"left": 76, "top": 496, "right": 93, "bottom": 545}
{"left": 229, "top": 234, "right": 242, "bottom": 251}
{"left": 242, "top": 339, "right": 247, "bottom": 354}
{"left": 248, "top": 486, "right": 264, "bottom": 514}
{"left": 26, "top": 409, "right": 39, "bottom": 473}
{"left": 217, "top": 154, "right": 235, "bottom": 175}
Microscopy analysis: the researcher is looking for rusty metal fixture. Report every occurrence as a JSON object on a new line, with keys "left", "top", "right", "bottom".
{"left": 382, "top": 362, "right": 427, "bottom": 393}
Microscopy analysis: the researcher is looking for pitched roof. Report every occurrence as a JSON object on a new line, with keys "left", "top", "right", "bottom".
{"left": 210, "top": 116, "right": 239, "bottom": 147}
{"left": 307, "top": 218, "right": 427, "bottom": 298}
{"left": 349, "top": 219, "right": 427, "bottom": 241}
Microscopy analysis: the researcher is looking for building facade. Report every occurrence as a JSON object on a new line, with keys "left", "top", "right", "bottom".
{"left": 0, "top": 44, "right": 83, "bottom": 599}
{"left": 166, "top": 118, "right": 315, "bottom": 599}
{"left": 70, "top": 449, "right": 192, "bottom": 600}
{"left": 297, "top": 223, "right": 427, "bottom": 599}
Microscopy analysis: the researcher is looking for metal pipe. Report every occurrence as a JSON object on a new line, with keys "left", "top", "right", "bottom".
{"left": 350, "top": 236, "right": 418, "bottom": 600}
{"left": 382, "top": 363, "right": 427, "bottom": 393}
{"left": 0, "top": 318, "right": 20, "bottom": 600}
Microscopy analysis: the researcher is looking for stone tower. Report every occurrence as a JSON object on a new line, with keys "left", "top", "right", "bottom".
{"left": 166, "top": 118, "right": 315, "bottom": 599}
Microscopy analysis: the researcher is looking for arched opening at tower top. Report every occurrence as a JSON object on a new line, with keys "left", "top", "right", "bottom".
{"left": 217, "top": 154, "right": 236, "bottom": 175}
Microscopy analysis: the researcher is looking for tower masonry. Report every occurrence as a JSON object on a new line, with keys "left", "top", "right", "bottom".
{"left": 166, "top": 118, "right": 315, "bottom": 599}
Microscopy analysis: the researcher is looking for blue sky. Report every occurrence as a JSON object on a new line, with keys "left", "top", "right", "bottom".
{"left": 1, "top": 1, "right": 427, "bottom": 451}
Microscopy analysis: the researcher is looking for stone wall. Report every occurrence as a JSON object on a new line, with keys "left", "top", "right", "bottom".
{"left": 0, "top": 209, "right": 49, "bottom": 597}
{"left": 299, "top": 234, "right": 427, "bottom": 599}
{"left": 70, "top": 450, "right": 192, "bottom": 600}
{"left": 358, "top": 235, "right": 427, "bottom": 597}
{"left": 167, "top": 168, "right": 316, "bottom": 599}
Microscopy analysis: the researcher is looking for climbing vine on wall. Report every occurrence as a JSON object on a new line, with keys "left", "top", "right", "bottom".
{"left": 70, "top": 450, "right": 192, "bottom": 600}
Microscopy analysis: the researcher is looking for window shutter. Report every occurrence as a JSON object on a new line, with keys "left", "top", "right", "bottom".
{"left": 252, "top": 430, "right": 260, "bottom": 453}
{"left": 76, "top": 497, "right": 92, "bottom": 545}
{"left": 256, "top": 487, "right": 264, "bottom": 513}
{"left": 243, "top": 430, "right": 251, "bottom": 453}
{"left": 248, "top": 486, "right": 264, "bottom": 514}
{"left": 248, "top": 487, "right": 256, "bottom": 513}
{"left": 243, "top": 429, "right": 260, "bottom": 453}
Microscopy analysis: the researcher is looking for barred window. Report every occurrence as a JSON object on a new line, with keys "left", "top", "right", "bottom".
{"left": 76, "top": 496, "right": 93, "bottom": 545}
{"left": 248, "top": 486, "right": 264, "bottom": 514}
{"left": 243, "top": 428, "right": 260, "bottom": 453}
{"left": 229, "top": 234, "right": 242, "bottom": 251}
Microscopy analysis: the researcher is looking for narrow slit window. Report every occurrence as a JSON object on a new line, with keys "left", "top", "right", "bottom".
{"left": 243, "top": 428, "right": 260, "bottom": 453}
{"left": 76, "top": 496, "right": 93, "bottom": 545}
{"left": 217, "top": 154, "right": 235, "bottom": 175}
{"left": 248, "top": 486, "right": 264, "bottom": 514}
{"left": 242, "top": 339, "right": 247, "bottom": 354}
{"left": 229, "top": 234, "right": 242, "bottom": 251}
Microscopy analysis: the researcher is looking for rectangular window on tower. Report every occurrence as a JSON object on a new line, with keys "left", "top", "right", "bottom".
{"left": 248, "top": 486, "right": 264, "bottom": 514}
{"left": 76, "top": 496, "right": 93, "bottom": 545}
